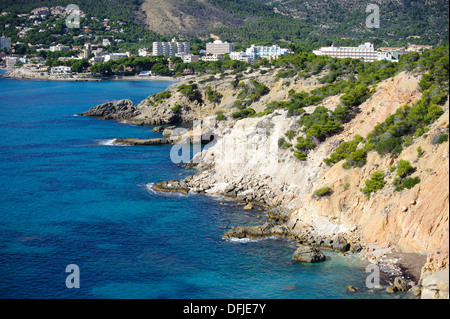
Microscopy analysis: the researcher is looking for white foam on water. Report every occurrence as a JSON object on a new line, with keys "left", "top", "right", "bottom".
{"left": 144, "top": 183, "right": 190, "bottom": 197}
{"left": 145, "top": 183, "right": 157, "bottom": 194}
{"left": 224, "top": 236, "right": 278, "bottom": 244}
{"left": 98, "top": 139, "right": 118, "bottom": 146}
{"left": 118, "top": 121, "right": 135, "bottom": 126}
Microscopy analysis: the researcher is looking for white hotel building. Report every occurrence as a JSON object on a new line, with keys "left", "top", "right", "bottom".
{"left": 0, "top": 35, "right": 11, "bottom": 51}
{"left": 246, "top": 45, "right": 289, "bottom": 60}
{"left": 313, "top": 42, "right": 379, "bottom": 63}
{"left": 230, "top": 44, "right": 289, "bottom": 63}
{"left": 152, "top": 38, "right": 190, "bottom": 58}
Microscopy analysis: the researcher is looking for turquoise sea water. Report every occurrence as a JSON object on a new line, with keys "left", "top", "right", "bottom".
{"left": 0, "top": 74, "right": 404, "bottom": 299}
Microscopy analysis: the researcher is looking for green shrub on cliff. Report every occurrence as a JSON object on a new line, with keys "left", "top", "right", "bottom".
{"left": 324, "top": 135, "right": 363, "bottom": 166}
{"left": 393, "top": 159, "right": 421, "bottom": 191}
{"left": 298, "top": 106, "right": 341, "bottom": 140}
{"left": 177, "top": 84, "right": 203, "bottom": 103}
{"left": 367, "top": 88, "right": 445, "bottom": 157}
{"left": 275, "top": 69, "right": 297, "bottom": 81}
{"left": 313, "top": 186, "right": 332, "bottom": 198}
{"left": 232, "top": 108, "right": 256, "bottom": 120}
{"left": 292, "top": 135, "right": 315, "bottom": 161}
{"left": 437, "top": 133, "right": 448, "bottom": 144}
{"left": 236, "top": 80, "right": 270, "bottom": 104}
{"left": 394, "top": 176, "right": 421, "bottom": 192}
{"left": 148, "top": 90, "right": 172, "bottom": 106}
{"left": 215, "top": 110, "right": 226, "bottom": 121}
{"left": 285, "top": 130, "right": 296, "bottom": 141}
{"left": 396, "top": 160, "right": 413, "bottom": 178}
{"left": 295, "top": 135, "right": 315, "bottom": 152}
{"left": 340, "top": 84, "right": 371, "bottom": 107}
{"left": 293, "top": 150, "right": 307, "bottom": 161}
{"left": 278, "top": 137, "right": 292, "bottom": 149}
{"left": 324, "top": 139, "right": 376, "bottom": 170}
{"left": 171, "top": 104, "right": 182, "bottom": 113}
{"left": 360, "top": 171, "right": 386, "bottom": 199}
{"left": 206, "top": 86, "right": 223, "bottom": 103}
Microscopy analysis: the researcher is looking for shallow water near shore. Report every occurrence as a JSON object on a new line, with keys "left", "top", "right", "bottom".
{"left": 0, "top": 76, "right": 412, "bottom": 299}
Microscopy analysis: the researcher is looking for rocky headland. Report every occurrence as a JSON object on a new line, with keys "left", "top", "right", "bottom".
{"left": 2, "top": 68, "right": 101, "bottom": 81}
{"left": 1, "top": 67, "right": 181, "bottom": 82}
{"left": 80, "top": 66, "right": 449, "bottom": 298}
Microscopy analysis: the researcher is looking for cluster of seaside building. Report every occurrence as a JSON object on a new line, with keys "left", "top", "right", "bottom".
{"left": 1, "top": 4, "right": 436, "bottom": 74}
{"left": 138, "top": 39, "right": 291, "bottom": 64}
{"left": 1, "top": 40, "right": 435, "bottom": 75}
{"left": 0, "top": 6, "right": 435, "bottom": 75}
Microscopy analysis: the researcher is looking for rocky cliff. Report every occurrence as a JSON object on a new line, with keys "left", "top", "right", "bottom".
{"left": 184, "top": 71, "right": 449, "bottom": 296}
{"left": 82, "top": 67, "right": 449, "bottom": 298}
{"left": 83, "top": 67, "right": 324, "bottom": 126}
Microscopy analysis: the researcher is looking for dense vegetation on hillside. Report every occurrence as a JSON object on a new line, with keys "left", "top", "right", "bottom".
{"left": 1, "top": 0, "right": 448, "bottom": 52}
{"left": 250, "top": 46, "right": 449, "bottom": 163}
{"left": 322, "top": 46, "right": 449, "bottom": 167}
{"left": 207, "top": 0, "right": 448, "bottom": 49}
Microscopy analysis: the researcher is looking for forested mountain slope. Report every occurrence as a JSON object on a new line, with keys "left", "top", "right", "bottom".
{"left": 1, "top": 0, "right": 448, "bottom": 47}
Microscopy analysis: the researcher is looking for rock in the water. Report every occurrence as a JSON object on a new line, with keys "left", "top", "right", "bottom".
{"left": 163, "top": 126, "right": 176, "bottom": 137}
{"left": 153, "top": 180, "right": 189, "bottom": 195}
{"left": 292, "top": 246, "right": 326, "bottom": 263}
{"left": 153, "top": 126, "right": 164, "bottom": 132}
{"left": 243, "top": 203, "right": 254, "bottom": 210}
{"left": 346, "top": 286, "right": 358, "bottom": 293}
{"left": 223, "top": 222, "right": 275, "bottom": 240}
{"left": 393, "top": 277, "right": 409, "bottom": 292}
{"left": 386, "top": 285, "right": 398, "bottom": 293}
{"left": 78, "top": 99, "right": 139, "bottom": 120}
{"left": 114, "top": 138, "right": 171, "bottom": 146}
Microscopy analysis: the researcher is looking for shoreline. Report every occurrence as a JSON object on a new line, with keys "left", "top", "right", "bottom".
{"left": 77, "top": 100, "right": 430, "bottom": 293}
{"left": 1, "top": 68, "right": 184, "bottom": 82}
{"left": 149, "top": 173, "right": 426, "bottom": 293}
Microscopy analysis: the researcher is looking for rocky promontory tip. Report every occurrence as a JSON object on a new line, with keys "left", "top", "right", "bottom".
{"left": 114, "top": 138, "right": 171, "bottom": 146}
{"left": 78, "top": 99, "right": 140, "bottom": 120}
{"left": 153, "top": 180, "right": 190, "bottom": 195}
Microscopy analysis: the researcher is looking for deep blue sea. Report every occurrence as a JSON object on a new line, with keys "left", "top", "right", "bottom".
{"left": 0, "top": 72, "right": 402, "bottom": 299}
